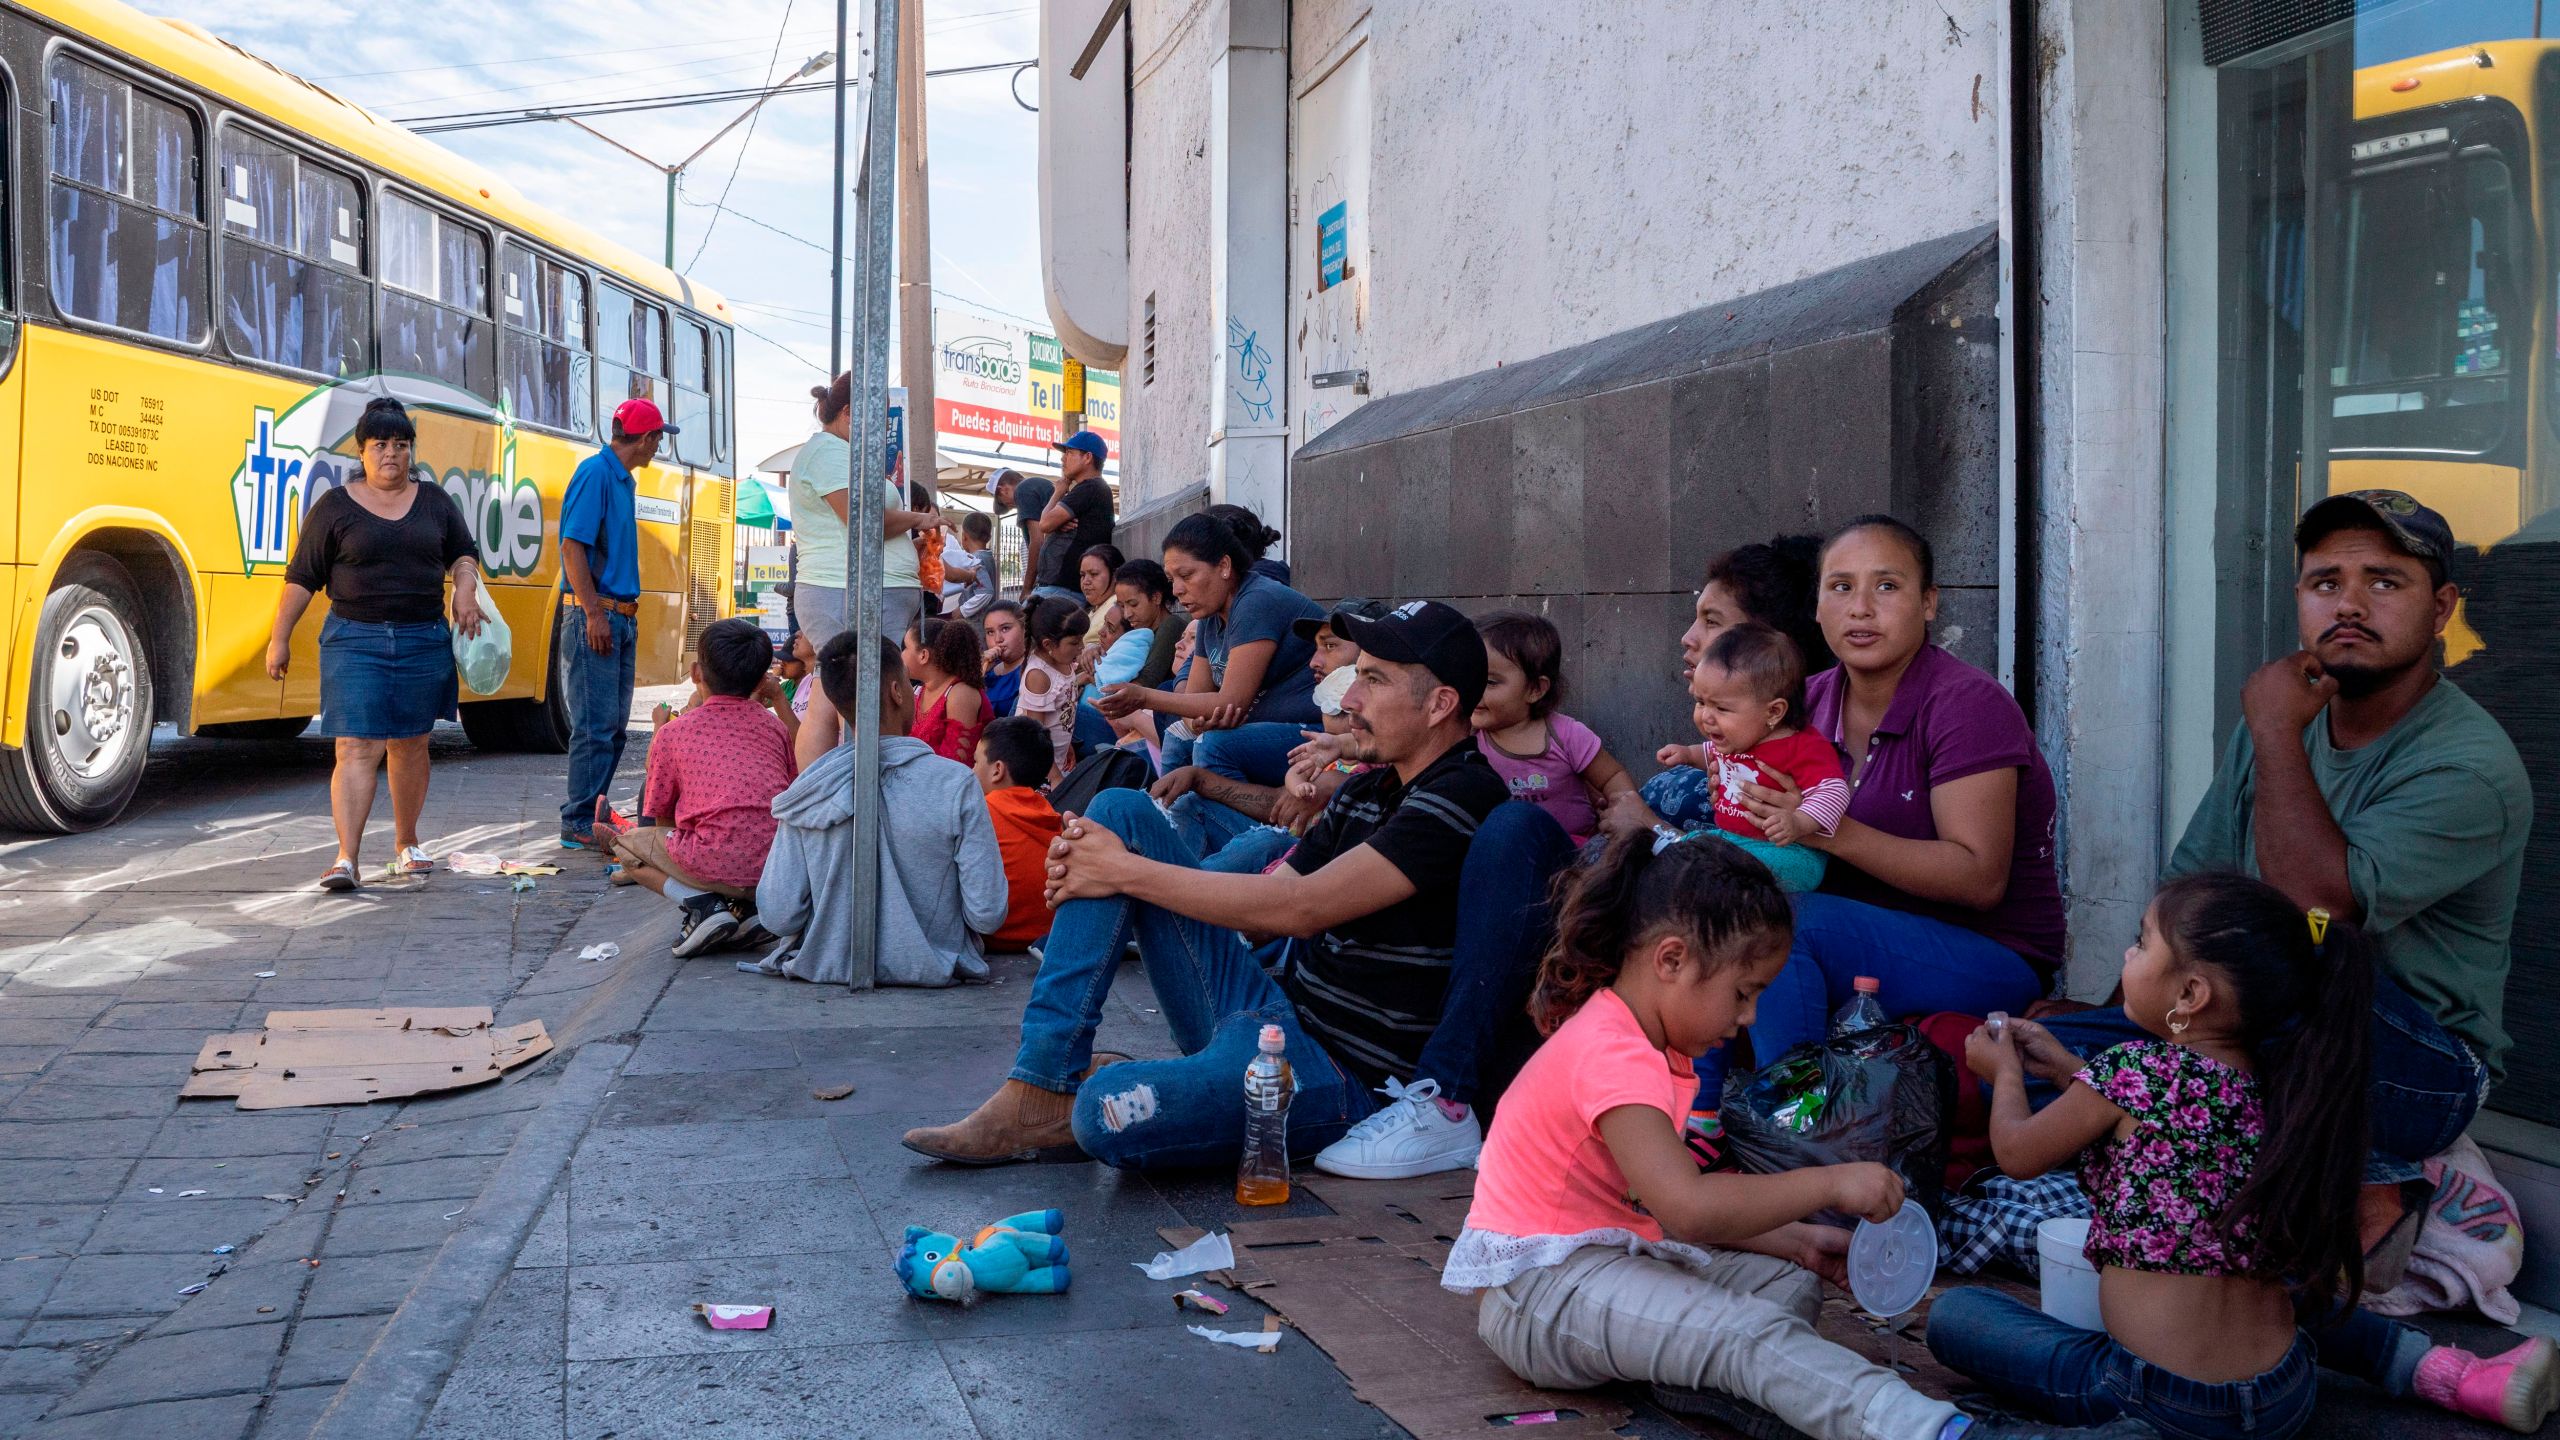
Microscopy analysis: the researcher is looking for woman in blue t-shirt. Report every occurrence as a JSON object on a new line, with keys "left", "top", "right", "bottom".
{"left": 1093, "top": 511, "right": 1322, "bottom": 790}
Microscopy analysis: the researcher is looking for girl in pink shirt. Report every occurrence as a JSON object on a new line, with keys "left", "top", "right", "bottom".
{"left": 1471, "top": 611, "right": 1635, "bottom": 843}
{"left": 1451, "top": 835, "right": 2084, "bottom": 1440}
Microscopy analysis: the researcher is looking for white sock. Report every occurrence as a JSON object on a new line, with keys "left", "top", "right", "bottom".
{"left": 665, "top": 879, "right": 709, "bottom": 904}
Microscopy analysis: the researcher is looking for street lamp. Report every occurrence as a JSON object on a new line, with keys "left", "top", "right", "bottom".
{"left": 546, "top": 49, "right": 836, "bottom": 269}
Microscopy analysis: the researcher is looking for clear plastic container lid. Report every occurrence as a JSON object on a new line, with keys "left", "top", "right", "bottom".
{"left": 1847, "top": 1199, "right": 1938, "bottom": 1319}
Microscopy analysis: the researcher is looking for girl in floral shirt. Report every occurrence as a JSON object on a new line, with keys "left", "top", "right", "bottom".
{"left": 1932, "top": 873, "right": 2554, "bottom": 1439}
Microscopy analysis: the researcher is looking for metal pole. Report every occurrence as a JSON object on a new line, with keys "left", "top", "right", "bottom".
{"left": 896, "top": 0, "right": 938, "bottom": 515}
{"left": 831, "top": 0, "right": 850, "bottom": 377}
{"left": 842, "top": 0, "right": 899, "bottom": 991}
{"left": 663, "top": 167, "right": 678, "bottom": 269}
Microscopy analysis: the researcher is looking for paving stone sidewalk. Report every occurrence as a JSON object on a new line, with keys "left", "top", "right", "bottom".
{"left": 0, "top": 711, "right": 660, "bottom": 1440}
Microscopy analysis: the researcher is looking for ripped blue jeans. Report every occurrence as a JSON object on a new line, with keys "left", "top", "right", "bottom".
{"left": 1008, "top": 787, "right": 1371, "bottom": 1169}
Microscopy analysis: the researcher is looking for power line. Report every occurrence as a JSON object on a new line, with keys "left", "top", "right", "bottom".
{"left": 316, "top": 29, "right": 835, "bottom": 83}
{"left": 684, "top": 0, "right": 800, "bottom": 271}
{"left": 403, "top": 60, "right": 1032, "bottom": 133}
{"left": 732, "top": 318, "right": 830, "bottom": 373}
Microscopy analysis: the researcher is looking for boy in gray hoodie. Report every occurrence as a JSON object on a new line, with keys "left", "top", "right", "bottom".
{"left": 757, "top": 631, "right": 1010, "bottom": 987}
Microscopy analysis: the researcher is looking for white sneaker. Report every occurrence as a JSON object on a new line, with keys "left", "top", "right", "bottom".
{"left": 1311, "top": 1078, "right": 1481, "bottom": 1180}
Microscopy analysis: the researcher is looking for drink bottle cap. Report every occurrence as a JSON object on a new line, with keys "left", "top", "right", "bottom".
{"left": 1258, "top": 1024, "right": 1285, "bottom": 1053}
{"left": 1853, "top": 976, "right": 1881, "bottom": 994}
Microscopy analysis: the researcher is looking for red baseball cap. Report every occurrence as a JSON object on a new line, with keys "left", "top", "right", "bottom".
{"left": 612, "top": 397, "right": 680, "bottom": 436}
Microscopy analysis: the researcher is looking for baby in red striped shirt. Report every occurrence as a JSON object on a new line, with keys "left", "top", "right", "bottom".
{"left": 1657, "top": 622, "right": 1848, "bottom": 892}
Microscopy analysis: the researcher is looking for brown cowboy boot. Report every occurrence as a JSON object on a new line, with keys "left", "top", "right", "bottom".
{"left": 902, "top": 1080, "right": 1078, "bottom": 1165}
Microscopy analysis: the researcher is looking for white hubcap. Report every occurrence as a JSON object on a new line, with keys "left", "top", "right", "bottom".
{"left": 49, "top": 607, "right": 138, "bottom": 779}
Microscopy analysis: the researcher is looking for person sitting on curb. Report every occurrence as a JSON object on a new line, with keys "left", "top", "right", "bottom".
{"left": 611, "top": 619, "right": 797, "bottom": 958}
{"left": 899, "top": 601, "right": 1511, "bottom": 1171}
{"left": 2035, "top": 490, "right": 2529, "bottom": 1238}
{"left": 755, "top": 632, "right": 1010, "bottom": 988}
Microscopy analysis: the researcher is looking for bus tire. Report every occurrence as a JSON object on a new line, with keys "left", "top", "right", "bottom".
{"left": 0, "top": 556, "right": 157, "bottom": 833}
{"left": 196, "top": 717, "right": 311, "bottom": 741}
{"left": 458, "top": 604, "right": 572, "bottom": 754}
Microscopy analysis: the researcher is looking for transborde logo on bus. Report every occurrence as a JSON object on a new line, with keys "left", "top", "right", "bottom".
{"left": 229, "top": 378, "right": 547, "bottom": 579}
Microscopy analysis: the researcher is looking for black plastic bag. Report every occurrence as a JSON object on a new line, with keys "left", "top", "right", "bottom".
{"left": 1047, "top": 745, "right": 1152, "bottom": 817}
{"left": 1720, "top": 1021, "right": 1955, "bottom": 1227}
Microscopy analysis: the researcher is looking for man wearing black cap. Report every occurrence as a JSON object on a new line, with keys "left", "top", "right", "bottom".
{"left": 2033, "top": 489, "right": 2527, "bottom": 1189}
{"left": 903, "top": 600, "right": 1514, "bottom": 1171}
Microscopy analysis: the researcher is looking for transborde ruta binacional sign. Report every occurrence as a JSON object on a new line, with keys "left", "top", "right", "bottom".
{"left": 229, "top": 376, "right": 548, "bottom": 577}
{"left": 931, "top": 302, "right": 1121, "bottom": 469}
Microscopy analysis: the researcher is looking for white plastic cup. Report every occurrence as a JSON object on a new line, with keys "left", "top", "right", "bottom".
{"left": 2036, "top": 1217, "right": 2103, "bottom": 1330}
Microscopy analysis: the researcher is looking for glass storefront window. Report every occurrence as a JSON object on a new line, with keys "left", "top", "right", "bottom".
{"left": 2173, "top": 0, "right": 2557, "bottom": 1121}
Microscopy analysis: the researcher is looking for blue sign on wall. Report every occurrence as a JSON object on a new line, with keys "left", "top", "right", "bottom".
{"left": 1317, "top": 201, "right": 1349, "bottom": 289}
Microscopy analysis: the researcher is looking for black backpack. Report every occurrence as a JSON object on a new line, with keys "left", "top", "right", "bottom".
{"left": 1046, "top": 745, "right": 1153, "bottom": 816}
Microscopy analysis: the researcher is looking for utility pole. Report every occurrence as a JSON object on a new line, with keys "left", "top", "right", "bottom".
{"left": 896, "top": 0, "right": 937, "bottom": 512}
{"left": 841, "top": 0, "right": 900, "bottom": 990}
{"left": 830, "top": 0, "right": 851, "bottom": 377}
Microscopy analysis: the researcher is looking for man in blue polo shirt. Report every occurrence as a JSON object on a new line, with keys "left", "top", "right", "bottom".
{"left": 559, "top": 398, "right": 676, "bottom": 847}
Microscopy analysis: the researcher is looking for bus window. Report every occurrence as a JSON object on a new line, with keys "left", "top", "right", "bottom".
{"left": 709, "top": 324, "right": 732, "bottom": 465}
{"left": 379, "top": 190, "right": 492, "bottom": 397}
{"left": 218, "top": 129, "right": 369, "bottom": 377}
{"left": 594, "top": 280, "right": 669, "bottom": 428}
{"left": 2330, "top": 134, "right": 2523, "bottom": 458}
{"left": 501, "top": 240, "right": 592, "bottom": 435}
{"left": 46, "top": 56, "right": 206, "bottom": 342}
{"left": 669, "top": 315, "right": 711, "bottom": 465}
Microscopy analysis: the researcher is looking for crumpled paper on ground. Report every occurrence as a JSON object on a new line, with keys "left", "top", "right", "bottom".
{"left": 1186, "top": 1322, "right": 1280, "bottom": 1351}
{"left": 1135, "top": 1231, "right": 1233, "bottom": 1280}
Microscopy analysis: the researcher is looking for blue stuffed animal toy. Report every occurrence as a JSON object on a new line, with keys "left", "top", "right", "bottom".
{"left": 897, "top": 1209, "right": 1070, "bottom": 1302}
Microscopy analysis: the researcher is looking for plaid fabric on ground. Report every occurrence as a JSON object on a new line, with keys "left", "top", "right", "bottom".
{"left": 1937, "top": 1170, "right": 2092, "bottom": 1276}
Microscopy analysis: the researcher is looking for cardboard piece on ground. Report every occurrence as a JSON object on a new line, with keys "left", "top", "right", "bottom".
{"left": 181, "top": 1007, "right": 552, "bottom": 1109}
{"left": 1157, "top": 1173, "right": 1629, "bottom": 1439}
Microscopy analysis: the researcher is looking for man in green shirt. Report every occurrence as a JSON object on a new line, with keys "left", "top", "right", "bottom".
{"left": 2040, "top": 490, "right": 2526, "bottom": 1186}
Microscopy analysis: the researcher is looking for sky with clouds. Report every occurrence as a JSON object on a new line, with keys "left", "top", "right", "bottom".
{"left": 155, "top": 0, "right": 1047, "bottom": 476}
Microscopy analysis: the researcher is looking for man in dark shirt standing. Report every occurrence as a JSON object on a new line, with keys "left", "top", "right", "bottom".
{"left": 1033, "top": 430, "right": 1115, "bottom": 595}
{"left": 903, "top": 601, "right": 1513, "bottom": 1173}
{"left": 991, "top": 468, "right": 1058, "bottom": 602}
{"left": 557, "top": 398, "right": 673, "bottom": 848}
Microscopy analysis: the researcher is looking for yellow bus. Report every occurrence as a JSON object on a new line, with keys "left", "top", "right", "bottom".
{"left": 2333, "top": 40, "right": 2556, "bottom": 658}
{"left": 0, "top": 0, "right": 740, "bottom": 831}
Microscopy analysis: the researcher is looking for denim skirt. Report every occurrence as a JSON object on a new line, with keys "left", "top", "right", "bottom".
{"left": 318, "top": 614, "right": 458, "bottom": 739}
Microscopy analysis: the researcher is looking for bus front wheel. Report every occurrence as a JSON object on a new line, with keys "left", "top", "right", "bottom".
{"left": 0, "top": 555, "right": 156, "bottom": 833}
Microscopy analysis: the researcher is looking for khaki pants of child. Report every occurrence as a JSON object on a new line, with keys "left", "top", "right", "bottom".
{"left": 609, "top": 826, "right": 755, "bottom": 901}
{"left": 1474, "top": 1246, "right": 1958, "bottom": 1440}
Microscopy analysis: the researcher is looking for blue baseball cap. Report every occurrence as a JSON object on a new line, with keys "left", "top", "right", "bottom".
{"left": 1052, "top": 430, "right": 1108, "bottom": 463}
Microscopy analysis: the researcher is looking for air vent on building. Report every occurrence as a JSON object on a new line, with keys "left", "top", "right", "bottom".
{"left": 1142, "top": 292, "right": 1157, "bottom": 387}
{"left": 2198, "top": 0, "right": 2356, "bottom": 67}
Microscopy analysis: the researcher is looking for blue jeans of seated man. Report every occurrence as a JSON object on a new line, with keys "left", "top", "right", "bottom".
{"left": 1690, "top": 892, "right": 2046, "bottom": 1110}
{"left": 2031, "top": 971, "right": 2487, "bottom": 1186}
{"left": 560, "top": 610, "right": 638, "bottom": 836}
{"left": 1195, "top": 721, "right": 1309, "bottom": 788}
{"left": 1011, "top": 787, "right": 1371, "bottom": 1169}
{"left": 1203, "top": 824, "right": 1302, "bottom": 974}
{"left": 1926, "top": 1287, "right": 2319, "bottom": 1440}
{"left": 1424, "top": 802, "right": 1576, "bottom": 1108}
{"left": 1168, "top": 789, "right": 1267, "bottom": 861}
{"left": 1158, "top": 725, "right": 1196, "bottom": 774}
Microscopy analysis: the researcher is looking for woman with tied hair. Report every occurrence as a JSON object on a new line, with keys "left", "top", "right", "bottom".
{"left": 791, "top": 371, "right": 934, "bottom": 646}
{"left": 267, "top": 396, "right": 487, "bottom": 892}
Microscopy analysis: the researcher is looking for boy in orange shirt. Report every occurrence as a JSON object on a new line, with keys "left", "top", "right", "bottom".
{"left": 974, "top": 715, "right": 1063, "bottom": 951}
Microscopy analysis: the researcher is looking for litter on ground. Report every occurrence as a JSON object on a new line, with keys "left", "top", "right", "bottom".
{"left": 184, "top": 1007, "right": 553, "bottom": 1109}
{"left": 253, "top": 971, "right": 276, "bottom": 979}
{"left": 176, "top": 1283, "right": 206, "bottom": 1296}
{"left": 1137, "top": 1231, "right": 1234, "bottom": 1280}
{"left": 579, "top": 942, "right": 620, "bottom": 962}
{"left": 1187, "top": 1319, "right": 1282, "bottom": 1352}
{"left": 1173, "top": 1289, "right": 1229, "bottom": 1315}
{"left": 811, "top": 1083, "right": 855, "bottom": 1101}
{"left": 692, "top": 1303, "right": 773, "bottom": 1330}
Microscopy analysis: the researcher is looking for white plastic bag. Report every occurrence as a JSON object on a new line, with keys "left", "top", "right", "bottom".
{"left": 452, "top": 568, "right": 513, "bottom": 696}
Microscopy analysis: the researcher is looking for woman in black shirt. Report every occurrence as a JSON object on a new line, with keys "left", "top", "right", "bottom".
{"left": 266, "top": 396, "right": 487, "bottom": 891}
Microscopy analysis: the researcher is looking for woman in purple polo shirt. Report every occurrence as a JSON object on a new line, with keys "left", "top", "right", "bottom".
{"left": 1692, "top": 514, "right": 2063, "bottom": 1104}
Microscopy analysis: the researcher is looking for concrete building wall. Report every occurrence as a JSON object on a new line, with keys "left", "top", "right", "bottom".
{"left": 1114, "top": 0, "right": 2008, "bottom": 524}
{"left": 1362, "top": 0, "right": 2005, "bottom": 395}
{"left": 1122, "top": 2, "right": 1221, "bottom": 522}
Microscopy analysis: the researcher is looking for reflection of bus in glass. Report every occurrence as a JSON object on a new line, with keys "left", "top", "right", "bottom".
{"left": 2331, "top": 41, "right": 2557, "bottom": 655}
{"left": 0, "top": 0, "right": 739, "bottom": 831}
